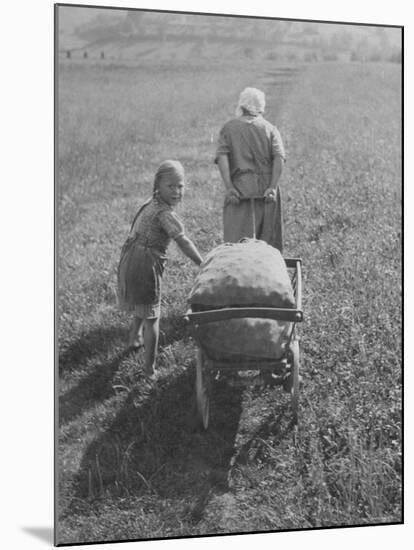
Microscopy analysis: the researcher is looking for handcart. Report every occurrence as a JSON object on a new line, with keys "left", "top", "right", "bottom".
{"left": 185, "top": 196, "right": 303, "bottom": 430}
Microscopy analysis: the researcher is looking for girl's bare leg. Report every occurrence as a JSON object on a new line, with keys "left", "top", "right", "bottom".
{"left": 143, "top": 317, "right": 159, "bottom": 375}
{"left": 128, "top": 315, "right": 144, "bottom": 349}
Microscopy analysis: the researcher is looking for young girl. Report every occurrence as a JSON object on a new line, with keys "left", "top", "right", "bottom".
{"left": 117, "top": 160, "right": 203, "bottom": 377}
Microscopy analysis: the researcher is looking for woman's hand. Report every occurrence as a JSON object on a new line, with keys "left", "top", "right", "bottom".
{"left": 264, "top": 188, "right": 277, "bottom": 203}
{"left": 225, "top": 188, "right": 241, "bottom": 205}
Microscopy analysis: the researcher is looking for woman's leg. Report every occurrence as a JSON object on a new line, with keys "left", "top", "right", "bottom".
{"left": 128, "top": 315, "right": 144, "bottom": 348}
{"left": 143, "top": 317, "right": 159, "bottom": 375}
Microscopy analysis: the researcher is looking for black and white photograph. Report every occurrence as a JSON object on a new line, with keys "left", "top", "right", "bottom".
{"left": 3, "top": 0, "right": 408, "bottom": 548}
{"left": 53, "top": 2, "right": 403, "bottom": 546}
{"left": 1, "top": 0, "right": 410, "bottom": 547}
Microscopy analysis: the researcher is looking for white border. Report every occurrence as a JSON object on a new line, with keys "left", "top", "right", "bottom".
{"left": 1, "top": 1, "right": 409, "bottom": 549}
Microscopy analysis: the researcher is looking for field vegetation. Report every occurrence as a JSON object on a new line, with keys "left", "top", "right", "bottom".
{"left": 57, "top": 57, "right": 401, "bottom": 544}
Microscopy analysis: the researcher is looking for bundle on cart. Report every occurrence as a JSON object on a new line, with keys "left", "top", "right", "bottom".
{"left": 189, "top": 239, "right": 296, "bottom": 361}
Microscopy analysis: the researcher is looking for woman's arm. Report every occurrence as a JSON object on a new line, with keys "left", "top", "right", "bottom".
{"left": 175, "top": 235, "right": 203, "bottom": 266}
{"left": 217, "top": 154, "right": 233, "bottom": 191}
{"left": 217, "top": 155, "right": 240, "bottom": 204}
{"left": 270, "top": 155, "right": 284, "bottom": 189}
{"left": 264, "top": 155, "right": 284, "bottom": 202}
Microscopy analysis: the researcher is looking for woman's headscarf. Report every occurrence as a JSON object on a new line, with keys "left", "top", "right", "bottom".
{"left": 235, "top": 87, "right": 266, "bottom": 117}
{"left": 153, "top": 160, "right": 185, "bottom": 192}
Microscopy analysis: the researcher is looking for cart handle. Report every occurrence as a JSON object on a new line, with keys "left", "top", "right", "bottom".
{"left": 185, "top": 306, "right": 303, "bottom": 325}
{"left": 238, "top": 195, "right": 265, "bottom": 201}
{"left": 238, "top": 196, "right": 265, "bottom": 239}
{"left": 284, "top": 257, "right": 302, "bottom": 268}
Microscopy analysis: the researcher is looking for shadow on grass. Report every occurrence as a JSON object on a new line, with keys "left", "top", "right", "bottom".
{"left": 59, "top": 349, "right": 130, "bottom": 426}
{"left": 232, "top": 404, "right": 296, "bottom": 468}
{"left": 59, "top": 315, "right": 191, "bottom": 426}
{"left": 59, "top": 315, "right": 190, "bottom": 374}
{"left": 67, "top": 368, "right": 244, "bottom": 523}
{"left": 59, "top": 325, "right": 127, "bottom": 376}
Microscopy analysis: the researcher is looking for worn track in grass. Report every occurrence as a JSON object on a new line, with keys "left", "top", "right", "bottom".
{"left": 57, "top": 59, "right": 402, "bottom": 544}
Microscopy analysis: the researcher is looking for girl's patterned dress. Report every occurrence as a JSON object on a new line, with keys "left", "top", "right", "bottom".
{"left": 117, "top": 197, "right": 184, "bottom": 318}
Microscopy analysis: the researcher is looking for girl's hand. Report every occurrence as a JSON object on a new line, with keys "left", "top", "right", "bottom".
{"left": 225, "top": 188, "right": 240, "bottom": 205}
{"left": 264, "top": 188, "right": 277, "bottom": 202}
{"left": 175, "top": 235, "right": 203, "bottom": 266}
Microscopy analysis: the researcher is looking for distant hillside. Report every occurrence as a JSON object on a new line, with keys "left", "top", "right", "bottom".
{"left": 57, "top": 6, "right": 401, "bottom": 63}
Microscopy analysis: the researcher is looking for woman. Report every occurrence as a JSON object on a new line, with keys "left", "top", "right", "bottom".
{"left": 215, "top": 87, "right": 286, "bottom": 251}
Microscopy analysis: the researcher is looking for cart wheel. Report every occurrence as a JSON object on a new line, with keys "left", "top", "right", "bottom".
{"left": 195, "top": 348, "right": 210, "bottom": 430}
{"left": 290, "top": 340, "right": 300, "bottom": 424}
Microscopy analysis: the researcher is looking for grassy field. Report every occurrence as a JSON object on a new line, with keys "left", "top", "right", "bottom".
{"left": 57, "top": 58, "right": 402, "bottom": 544}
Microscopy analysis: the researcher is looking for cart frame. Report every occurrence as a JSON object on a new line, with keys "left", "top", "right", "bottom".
{"left": 185, "top": 257, "right": 303, "bottom": 429}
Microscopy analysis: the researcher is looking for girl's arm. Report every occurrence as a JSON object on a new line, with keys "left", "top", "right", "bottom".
{"left": 175, "top": 235, "right": 203, "bottom": 266}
